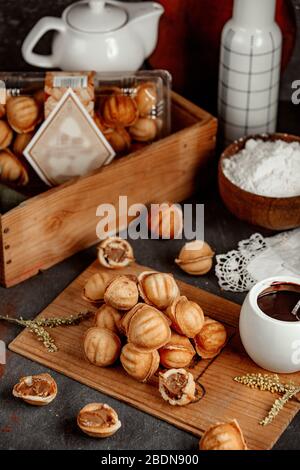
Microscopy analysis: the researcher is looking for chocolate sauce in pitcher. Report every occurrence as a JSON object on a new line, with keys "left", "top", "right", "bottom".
{"left": 257, "top": 282, "right": 300, "bottom": 322}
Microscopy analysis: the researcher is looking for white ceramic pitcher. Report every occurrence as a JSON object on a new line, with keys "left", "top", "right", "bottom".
{"left": 22, "top": 0, "right": 164, "bottom": 72}
{"left": 218, "top": 0, "right": 282, "bottom": 145}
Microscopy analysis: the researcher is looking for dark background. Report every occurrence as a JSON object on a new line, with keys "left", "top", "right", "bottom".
{"left": 1, "top": 0, "right": 300, "bottom": 103}
{"left": 0, "top": 0, "right": 299, "bottom": 451}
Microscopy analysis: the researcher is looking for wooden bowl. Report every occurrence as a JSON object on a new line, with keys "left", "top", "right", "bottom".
{"left": 218, "top": 133, "right": 300, "bottom": 230}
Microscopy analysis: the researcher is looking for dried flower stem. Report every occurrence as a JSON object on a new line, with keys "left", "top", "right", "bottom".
{"left": 35, "top": 311, "right": 92, "bottom": 328}
{"left": 260, "top": 387, "right": 300, "bottom": 426}
{"left": 234, "top": 373, "right": 300, "bottom": 426}
{"left": 234, "top": 373, "right": 287, "bottom": 394}
{"left": 0, "top": 315, "right": 29, "bottom": 328}
{"left": 0, "top": 315, "right": 57, "bottom": 353}
{"left": 25, "top": 321, "right": 58, "bottom": 353}
{"left": 0, "top": 311, "right": 92, "bottom": 353}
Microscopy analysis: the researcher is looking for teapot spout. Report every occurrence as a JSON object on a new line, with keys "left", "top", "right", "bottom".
{"left": 127, "top": 2, "right": 164, "bottom": 58}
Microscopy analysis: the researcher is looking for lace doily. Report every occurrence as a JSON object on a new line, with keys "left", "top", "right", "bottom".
{"left": 215, "top": 233, "right": 267, "bottom": 292}
{"left": 215, "top": 229, "right": 300, "bottom": 292}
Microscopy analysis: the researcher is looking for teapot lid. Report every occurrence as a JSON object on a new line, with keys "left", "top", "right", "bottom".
{"left": 67, "top": 0, "right": 127, "bottom": 33}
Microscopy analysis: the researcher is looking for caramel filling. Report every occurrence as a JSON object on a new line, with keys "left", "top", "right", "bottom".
{"left": 163, "top": 373, "right": 188, "bottom": 400}
{"left": 78, "top": 409, "right": 116, "bottom": 429}
{"left": 16, "top": 378, "right": 54, "bottom": 397}
{"left": 105, "top": 246, "right": 126, "bottom": 263}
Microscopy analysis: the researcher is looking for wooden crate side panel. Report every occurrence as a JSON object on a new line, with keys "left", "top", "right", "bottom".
{"left": 171, "top": 93, "right": 214, "bottom": 132}
{"left": 172, "top": 102, "right": 200, "bottom": 132}
{"left": 0, "top": 217, "right": 5, "bottom": 285}
{"left": 0, "top": 92, "right": 217, "bottom": 287}
{"left": 171, "top": 92, "right": 214, "bottom": 122}
{"left": 2, "top": 118, "right": 217, "bottom": 287}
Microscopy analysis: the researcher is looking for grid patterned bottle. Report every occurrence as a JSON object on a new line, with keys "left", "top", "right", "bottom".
{"left": 218, "top": 0, "right": 282, "bottom": 145}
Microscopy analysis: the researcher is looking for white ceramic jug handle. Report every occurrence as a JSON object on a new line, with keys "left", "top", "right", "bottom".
{"left": 22, "top": 17, "right": 66, "bottom": 68}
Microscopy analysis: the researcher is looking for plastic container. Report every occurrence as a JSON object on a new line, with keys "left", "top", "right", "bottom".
{"left": 0, "top": 90, "right": 217, "bottom": 286}
{"left": 0, "top": 70, "right": 171, "bottom": 191}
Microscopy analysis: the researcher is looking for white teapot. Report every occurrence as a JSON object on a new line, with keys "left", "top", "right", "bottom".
{"left": 22, "top": 0, "right": 164, "bottom": 71}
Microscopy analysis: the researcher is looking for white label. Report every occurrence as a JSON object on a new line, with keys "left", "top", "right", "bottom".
{"left": 53, "top": 75, "right": 88, "bottom": 89}
{"left": 24, "top": 89, "right": 115, "bottom": 186}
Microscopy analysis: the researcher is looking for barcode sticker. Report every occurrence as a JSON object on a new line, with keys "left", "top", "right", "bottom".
{"left": 53, "top": 75, "right": 88, "bottom": 89}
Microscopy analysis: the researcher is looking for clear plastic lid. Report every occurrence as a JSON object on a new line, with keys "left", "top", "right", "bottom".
{"left": 0, "top": 70, "right": 172, "bottom": 200}
{"left": 66, "top": 0, "right": 127, "bottom": 33}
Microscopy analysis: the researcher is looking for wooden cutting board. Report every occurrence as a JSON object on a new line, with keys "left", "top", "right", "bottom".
{"left": 9, "top": 261, "right": 300, "bottom": 450}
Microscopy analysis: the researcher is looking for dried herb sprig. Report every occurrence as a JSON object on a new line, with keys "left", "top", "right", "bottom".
{"left": 0, "top": 311, "right": 92, "bottom": 353}
{"left": 0, "top": 315, "right": 58, "bottom": 353}
{"left": 234, "top": 373, "right": 300, "bottom": 426}
{"left": 25, "top": 321, "right": 58, "bottom": 353}
{"left": 234, "top": 373, "right": 289, "bottom": 394}
{"left": 35, "top": 311, "right": 92, "bottom": 328}
{"left": 260, "top": 387, "right": 300, "bottom": 426}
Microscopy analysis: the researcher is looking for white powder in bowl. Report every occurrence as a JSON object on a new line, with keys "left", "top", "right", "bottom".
{"left": 222, "top": 139, "right": 300, "bottom": 198}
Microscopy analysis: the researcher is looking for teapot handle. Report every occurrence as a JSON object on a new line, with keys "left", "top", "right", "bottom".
{"left": 22, "top": 17, "right": 66, "bottom": 68}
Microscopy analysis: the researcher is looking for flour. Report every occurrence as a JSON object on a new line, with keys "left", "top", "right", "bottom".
{"left": 222, "top": 139, "right": 300, "bottom": 197}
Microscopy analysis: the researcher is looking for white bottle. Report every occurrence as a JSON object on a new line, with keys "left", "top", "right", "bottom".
{"left": 218, "top": 0, "right": 282, "bottom": 145}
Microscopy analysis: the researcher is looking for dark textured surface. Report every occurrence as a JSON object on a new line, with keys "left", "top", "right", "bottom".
{"left": 0, "top": 0, "right": 299, "bottom": 102}
{"left": 0, "top": 195, "right": 271, "bottom": 451}
{"left": 0, "top": 0, "right": 299, "bottom": 452}
{"left": 281, "top": 0, "right": 300, "bottom": 100}
{"left": 0, "top": 169, "right": 299, "bottom": 450}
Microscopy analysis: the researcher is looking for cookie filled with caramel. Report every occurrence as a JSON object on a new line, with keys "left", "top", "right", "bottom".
{"left": 77, "top": 403, "right": 121, "bottom": 438}
{"left": 159, "top": 368, "right": 196, "bottom": 406}
{"left": 12, "top": 373, "right": 57, "bottom": 406}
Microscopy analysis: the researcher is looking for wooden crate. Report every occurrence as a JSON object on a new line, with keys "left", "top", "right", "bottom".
{"left": 0, "top": 92, "right": 217, "bottom": 287}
